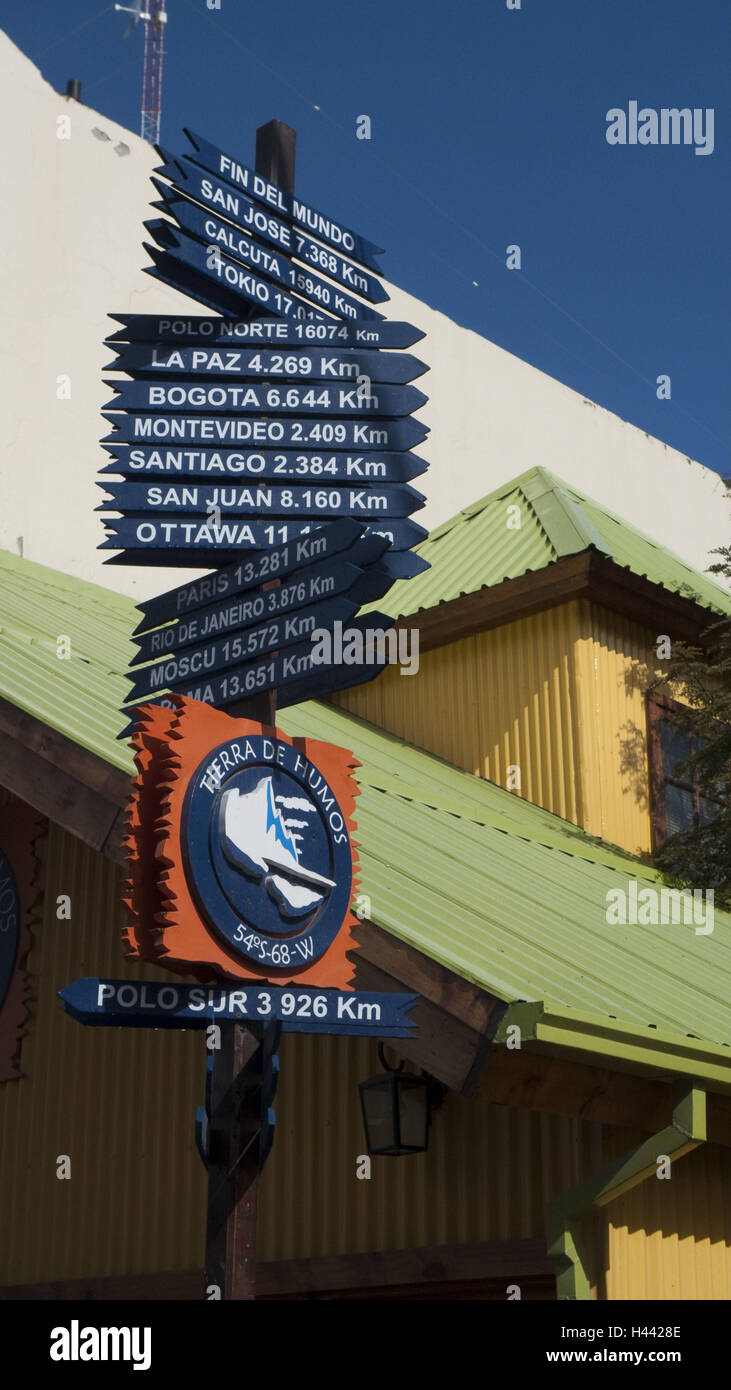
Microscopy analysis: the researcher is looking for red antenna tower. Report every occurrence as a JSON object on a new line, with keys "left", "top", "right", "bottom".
{"left": 115, "top": 1, "right": 168, "bottom": 146}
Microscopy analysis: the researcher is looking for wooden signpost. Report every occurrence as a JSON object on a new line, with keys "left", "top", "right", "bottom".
{"left": 61, "top": 116, "right": 430, "bottom": 1303}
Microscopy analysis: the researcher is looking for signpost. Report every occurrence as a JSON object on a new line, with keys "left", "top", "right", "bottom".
{"left": 75, "top": 118, "right": 432, "bottom": 1303}
{"left": 59, "top": 979, "right": 417, "bottom": 1036}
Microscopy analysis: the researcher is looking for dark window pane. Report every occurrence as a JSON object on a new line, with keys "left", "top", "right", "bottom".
{"left": 699, "top": 797, "right": 720, "bottom": 826}
{"left": 659, "top": 719, "right": 692, "bottom": 779}
{"left": 664, "top": 782, "right": 696, "bottom": 836}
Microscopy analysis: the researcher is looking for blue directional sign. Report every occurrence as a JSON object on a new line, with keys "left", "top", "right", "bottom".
{"left": 102, "top": 411, "right": 428, "bottom": 450}
{"left": 145, "top": 229, "right": 328, "bottom": 324}
{"left": 183, "top": 127, "right": 385, "bottom": 272}
{"left": 153, "top": 157, "right": 389, "bottom": 305}
{"left": 105, "top": 343, "right": 427, "bottom": 385}
{"left": 97, "top": 480, "right": 424, "bottom": 520}
{"left": 150, "top": 191, "right": 385, "bottom": 323}
{"left": 106, "top": 313, "right": 425, "bottom": 349}
{"left": 126, "top": 594, "right": 361, "bottom": 702}
{"left": 101, "top": 515, "right": 426, "bottom": 557}
{"left": 59, "top": 978, "right": 418, "bottom": 1037}
{"left": 131, "top": 559, "right": 368, "bottom": 662}
{"left": 100, "top": 443, "right": 430, "bottom": 484}
{"left": 103, "top": 378, "right": 426, "bottom": 418}
{"left": 132, "top": 518, "right": 369, "bottom": 630}
{"left": 121, "top": 610, "right": 394, "bottom": 710}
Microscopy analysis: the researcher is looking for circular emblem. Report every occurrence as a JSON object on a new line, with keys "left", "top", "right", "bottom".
{"left": 0, "top": 849, "right": 20, "bottom": 1012}
{"left": 182, "top": 735, "right": 352, "bottom": 972}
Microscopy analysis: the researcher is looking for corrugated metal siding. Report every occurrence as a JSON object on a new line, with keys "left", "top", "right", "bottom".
{"left": 0, "top": 801, "right": 206, "bottom": 1285}
{"left": 258, "top": 1032, "right": 603, "bottom": 1261}
{"left": 335, "top": 604, "right": 583, "bottom": 825}
{"left": 573, "top": 601, "right": 659, "bottom": 856}
{"left": 601, "top": 1134, "right": 731, "bottom": 1300}
{"left": 364, "top": 467, "right": 731, "bottom": 623}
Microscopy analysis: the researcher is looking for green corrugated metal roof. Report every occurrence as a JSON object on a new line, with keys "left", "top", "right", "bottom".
{"left": 372, "top": 466, "right": 731, "bottom": 621}
{"left": 280, "top": 702, "right": 731, "bottom": 1057}
{"left": 1, "top": 545, "right": 730, "bottom": 1070}
{"left": 0, "top": 548, "right": 135, "bottom": 772}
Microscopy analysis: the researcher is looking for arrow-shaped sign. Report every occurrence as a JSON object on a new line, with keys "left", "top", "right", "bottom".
{"left": 59, "top": 979, "right": 418, "bottom": 1036}
{"left": 103, "top": 378, "right": 426, "bottom": 418}
{"left": 105, "top": 313, "right": 425, "bottom": 349}
{"left": 183, "top": 127, "right": 385, "bottom": 271}
{"left": 96, "top": 480, "right": 424, "bottom": 519}
{"left": 101, "top": 411, "right": 429, "bottom": 450}
{"left": 105, "top": 342, "right": 427, "bottom": 385}
{"left": 144, "top": 233, "right": 328, "bottom": 324}
{"left": 131, "top": 519, "right": 371, "bottom": 630}
{"left": 101, "top": 515, "right": 427, "bottom": 555}
{"left": 131, "top": 558, "right": 368, "bottom": 661}
{"left": 126, "top": 594, "right": 362, "bottom": 702}
{"left": 147, "top": 195, "right": 385, "bottom": 324}
{"left": 153, "top": 160, "right": 389, "bottom": 305}
{"left": 99, "top": 443, "right": 430, "bottom": 484}
{"left": 121, "top": 611, "right": 395, "bottom": 712}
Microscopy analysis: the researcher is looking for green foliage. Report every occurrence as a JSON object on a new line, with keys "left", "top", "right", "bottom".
{"left": 651, "top": 533, "right": 731, "bottom": 909}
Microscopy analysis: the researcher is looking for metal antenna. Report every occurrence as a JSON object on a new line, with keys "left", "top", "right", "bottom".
{"left": 114, "top": 0, "right": 168, "bottom": 145}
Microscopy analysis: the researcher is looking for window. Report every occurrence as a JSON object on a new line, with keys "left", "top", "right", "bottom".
{"left": 647, "top": 693, "right": 719, "bottom": 847}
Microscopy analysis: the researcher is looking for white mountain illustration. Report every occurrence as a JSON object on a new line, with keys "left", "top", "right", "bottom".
{"left": 218, "top": 776, "right": 334, "bottom": 917}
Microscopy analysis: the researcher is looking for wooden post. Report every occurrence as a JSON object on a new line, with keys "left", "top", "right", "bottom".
{"left": 204, "top": 119, "right": 296, "bottom": 1302}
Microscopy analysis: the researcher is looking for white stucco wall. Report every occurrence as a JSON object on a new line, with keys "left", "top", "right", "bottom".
{"left": 0, "top": 30, "right": 727, "bottom": 600}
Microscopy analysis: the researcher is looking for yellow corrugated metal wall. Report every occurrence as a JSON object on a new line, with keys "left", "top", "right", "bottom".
{"left": 336, "top": 605, "right": 583, "bottom": 825}
{"left": 258, "top": 1033, "right": 604, "bottom": 1262}
{"left": 336, "top": 598, "right": 660, "bottom": 856}
{"left": 3, "top": 790, "right": 727, "bottom": 1298}
{"left": 573, "top": 601, "right": 657, "bottom": 856}
{"left": 600, "top": 1131, "right": 731, "bottom": 1300}
{"left": 0, "top": 799, "right": 207, "bottom": 1286}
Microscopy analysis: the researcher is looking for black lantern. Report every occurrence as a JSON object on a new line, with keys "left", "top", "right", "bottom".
{"left": 358, "top": 1044, "right": 445, "bottom": 1156}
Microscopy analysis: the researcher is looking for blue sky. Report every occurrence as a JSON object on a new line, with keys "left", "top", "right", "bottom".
{"left": 10, "top": 0, "right": 730, "bottom": 476}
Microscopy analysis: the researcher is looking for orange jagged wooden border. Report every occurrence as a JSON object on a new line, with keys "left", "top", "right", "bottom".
{"left": 126, "top": 695, "right": 361, "bottom": 989}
